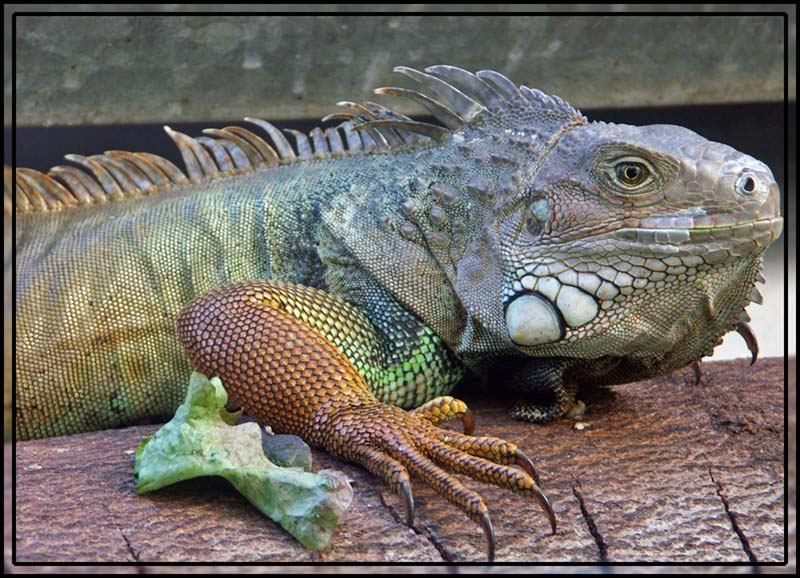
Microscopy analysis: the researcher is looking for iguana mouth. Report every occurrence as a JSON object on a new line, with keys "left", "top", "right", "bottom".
{"left": 503, "top": 216, "right": 781, "bottom": 347}
{"left": 613, "top": 216, "right": 783, "bottom": 253}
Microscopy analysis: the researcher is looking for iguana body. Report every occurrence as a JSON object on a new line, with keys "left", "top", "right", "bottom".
{"left": 13, "top": 66, "right": 782, "bottom": 560}
{"left": 15, "top": 149, "right": 465, "bottom": 437}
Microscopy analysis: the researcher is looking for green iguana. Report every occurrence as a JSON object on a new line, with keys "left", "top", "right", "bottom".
{"left": 12, "top": 66, "right": 782, "bottom": 561}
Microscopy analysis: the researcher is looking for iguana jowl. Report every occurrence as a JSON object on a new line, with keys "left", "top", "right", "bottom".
{"left": 13, "top": 65, "right": 782, "bottom": 561}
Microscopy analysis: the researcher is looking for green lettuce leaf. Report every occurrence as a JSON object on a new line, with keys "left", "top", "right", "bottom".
{"left": 133, "top": 372, "right": 353, "bottom": 550}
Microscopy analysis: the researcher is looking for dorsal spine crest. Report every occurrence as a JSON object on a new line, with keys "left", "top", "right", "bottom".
{"left": 10, "top": 65, "right": 585, "bottom": 216}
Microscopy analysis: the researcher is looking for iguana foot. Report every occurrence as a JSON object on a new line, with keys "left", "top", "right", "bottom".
{"left": 178, "top": 280, "right": 555, "bottom": 562}
{"left": 333, "top": 403, "right": 555, "bottom": 562}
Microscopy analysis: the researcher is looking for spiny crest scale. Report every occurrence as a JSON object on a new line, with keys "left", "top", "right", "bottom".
{"left": 13, "top": 65, "right": 583, "bottom": 214}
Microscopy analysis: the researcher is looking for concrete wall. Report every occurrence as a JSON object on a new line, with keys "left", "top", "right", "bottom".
{"left": 6, "top": 7, "right": 794, "bottom": 127}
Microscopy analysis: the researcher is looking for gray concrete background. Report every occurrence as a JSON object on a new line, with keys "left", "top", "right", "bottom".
{"left": 5, "top": 7, "right": 794, "bottom": 127}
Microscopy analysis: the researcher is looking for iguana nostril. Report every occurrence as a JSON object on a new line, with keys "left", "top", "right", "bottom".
{"left": 735, "top": 173, "right": 757, "bottom": 196}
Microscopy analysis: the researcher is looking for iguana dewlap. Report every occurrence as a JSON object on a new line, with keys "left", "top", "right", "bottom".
{"left": 12, "top": 65, "right": 782, "bottom": 561}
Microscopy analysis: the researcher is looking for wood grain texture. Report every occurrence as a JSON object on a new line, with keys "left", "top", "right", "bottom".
{"left": 6, "top": 357, "right": 790, "bottom": 568}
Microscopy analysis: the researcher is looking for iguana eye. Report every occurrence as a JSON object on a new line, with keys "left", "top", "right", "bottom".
{"left": 592, "top": 149, "right": 670, "bottom": 206}
{"left": 615, "top": 161, "right": 650, "bottom": 188}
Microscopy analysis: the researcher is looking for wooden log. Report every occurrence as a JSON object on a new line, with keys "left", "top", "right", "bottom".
{"left": 6, "top": 358, "right": 790, "bottom": 567}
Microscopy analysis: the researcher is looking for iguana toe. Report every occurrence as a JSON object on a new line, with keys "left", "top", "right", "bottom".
{"left": 410, "top": 395, "right": 474, "bottom": 434}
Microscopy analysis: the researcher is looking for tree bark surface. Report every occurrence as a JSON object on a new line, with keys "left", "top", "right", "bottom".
{"left": 6, "top": 357, "right": 790, "bottom": 568}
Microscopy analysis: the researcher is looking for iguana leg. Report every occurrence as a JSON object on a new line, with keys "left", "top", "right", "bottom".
{"left": 488, "top": 357, "right": 582, "bottom": 423}
{"left": 509, "top": 381, "right": 579, "bottom": 423}
{"left": 177, "top": 280, "right": 554, "bottom": 562}
{"left": 319, "top": 254, "right": 467, "bottom": 409}
{"left": 501, "top": 357, "right": 633, "bottom": 423}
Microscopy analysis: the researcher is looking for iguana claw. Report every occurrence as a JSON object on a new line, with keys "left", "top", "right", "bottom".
{"left": 400, "top": 477, "right": 415, "bottom": 526}
{"left": 462, "top": 407, "right": 475, "bottom": 436}
{"left": 531, "top": 479, "right": 557, "bottom": 535}
{"left": 481, "top": 510, "right": 496, "bottom": 563}
{"left": 513, "top": 448, "right": 541, "bottom": 487}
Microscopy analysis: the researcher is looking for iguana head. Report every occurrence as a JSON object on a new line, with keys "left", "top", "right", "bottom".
{"left": 499, "top": 120, "right": 782, "bottom": 371}
{"left": 323, "top": 65, "right": 782, "bottom": 372}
